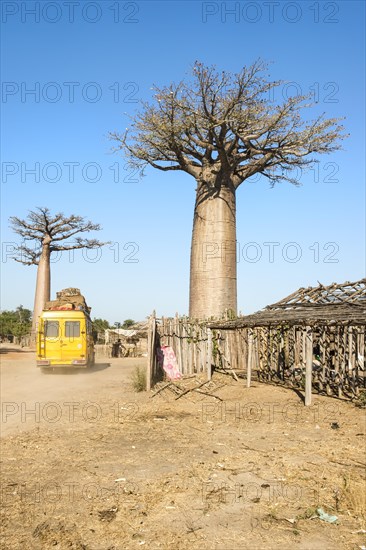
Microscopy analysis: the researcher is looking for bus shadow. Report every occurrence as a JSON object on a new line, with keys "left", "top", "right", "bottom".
{"left": 85, "top": 362, "right": 111, "bottom": 373}
{"left": 0, "top": 347, "right": 34, "bottom": 354}
{"left": 44, "top": 363, "right": 112, "bottom": 375}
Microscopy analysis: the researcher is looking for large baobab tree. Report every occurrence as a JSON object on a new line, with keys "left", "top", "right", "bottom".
{"left": 10, "top": 207, "right": 106, "bottom": 340}
{"left": 111, "top": 60, "right": 346, "bottom": 319}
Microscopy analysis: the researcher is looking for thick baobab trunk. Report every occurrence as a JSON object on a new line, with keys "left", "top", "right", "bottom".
{"left": 31, "top": 241, "right": 51, "bottom": 342}
{"left": 189, "top": 180, "right": 237, "bottom": 319}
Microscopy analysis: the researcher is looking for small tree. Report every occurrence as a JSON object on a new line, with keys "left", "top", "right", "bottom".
{"left": 92, "top": 318, "right": 110, "bottom": 343}
{"left": 111, "top": 60, "right": 347, "bottom": 319}
{"left": 122, "top": 319, "right": 135, "bottom": 329}
{"left": 0, "top": 306, "right": 32, "bottom": 340}
{"left": 10, "top": 207, "right": 107, "bottom": 340}
{"left": 15, "top": 305, "right": 32, "bottom": 325}
{"left": 92, "top": 318, "right": 111, "bottom": 333}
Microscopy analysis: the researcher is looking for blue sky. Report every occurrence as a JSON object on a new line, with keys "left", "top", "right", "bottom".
{"left": 1, "top": 0, "right": 365, "bottom": 322}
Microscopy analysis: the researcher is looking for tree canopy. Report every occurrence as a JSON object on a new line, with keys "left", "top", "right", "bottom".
{"left": 0, "top": 306, "right": 32, "bottom": 339}
{"left": 122, "top": 319, "right": 135, "bottom": 329}
{"left": 10, "top": 207, "right": 106, "bottom": 266}
{"left": 111, "top": 60, "right": 346, "bottom": 187}
{"left": 92, "top": 318, "right": 111, "bottom": 333}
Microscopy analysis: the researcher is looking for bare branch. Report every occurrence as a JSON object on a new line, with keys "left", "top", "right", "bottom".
{"left": 10, "top": 208, "right": 106, "bottom": 265}
{"left": 11, "top": 245, "right": 41, "bottom": 266}
{"left": 51, "top": 238, "right": 109, "bottom": 252}
{"left": 110, "top": 60, "right": 347, "bottom": 189}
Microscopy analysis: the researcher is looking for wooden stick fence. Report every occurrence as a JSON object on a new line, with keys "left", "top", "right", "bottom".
{"left": 146, "top": 312, "right": 366, "bottom": 405}
{"left": 147, "top": 313, "right": 211, "bottom": 381}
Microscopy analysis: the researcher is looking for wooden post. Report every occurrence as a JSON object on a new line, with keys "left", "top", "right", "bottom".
{"left": 302, "top": 329, "right": 307, "bottom": 371}
{"left": 146, "top": 314, "right": 152, "bottom": 391}
{"left": 183, "top": 321, "right": 188, "bottom": 375}
{"left": 255, "top": 329, "right": 260, "bottom": 373}
{"left": 146, "top": 310, "right": 156, "bottom": 391}
{"left": 348, "top": 326, "right": 354, "bottom": 373}
{"left": 305, "top": 325, "right": 313, "bottom": 406}
{"left": 199, "top": 325, "right": 204, "bottom": 374}
{"left": 190, "top": 323, "right": 195, "bottom": 374}
{"left": 207, "top": 328, "right": 212, "bottom": 380}
{"left": 295, "top": 328, "right": 300, "bottom": 368}
{"left": 267, "top": 329, "right": 272, "bottom": 375}
{"left": 247, "top": 329, "right": 253, "bottom": 388}
{"left": 176, "top": 314, "right": 183, "bottom": 377}
{"left": 257, "top": 328, "right": 263, "bottom": 375}
{"left": 355, "top": 327, "right": 363, "bottom": 396}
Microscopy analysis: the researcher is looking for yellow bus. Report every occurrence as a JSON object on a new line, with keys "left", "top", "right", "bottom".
{"left": 36, "top": 309, "right": 95, "bottom": 371}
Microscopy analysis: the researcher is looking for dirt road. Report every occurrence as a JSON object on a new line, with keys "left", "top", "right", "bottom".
{"left": 0, "top": 345, "right": 144, "bottom": 438}
{"left": 1, "top": 345, "right": 365, "bottom": 549}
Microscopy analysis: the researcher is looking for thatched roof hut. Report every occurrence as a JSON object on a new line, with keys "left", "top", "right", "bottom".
{"left": 207, "top": 279, "right": 365, "bottom": 405}
{"left": 208, "top": 279, "right": 366, "bottom": 329}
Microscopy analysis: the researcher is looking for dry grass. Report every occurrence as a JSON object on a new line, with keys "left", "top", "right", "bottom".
{"left": 355, "top": 389, "right": 366, "bottom": 408}
{"left": 130, "top": 365, "right": 147, "bottom": 392}
{"left": 339, "top": 474, "right": 366, "bottom": 524}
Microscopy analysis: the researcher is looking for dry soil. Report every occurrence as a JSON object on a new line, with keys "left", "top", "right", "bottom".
{"left": 1, "top": 345, "right": 365, "bottom": 549}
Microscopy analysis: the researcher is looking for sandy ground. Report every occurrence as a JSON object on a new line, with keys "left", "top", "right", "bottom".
{"left": 1, "top": 344, "right": 365, "bottom": 550}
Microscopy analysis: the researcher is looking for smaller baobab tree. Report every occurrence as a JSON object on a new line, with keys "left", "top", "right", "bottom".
{"left": 10, "top": 207, "right": 107, "bottom": 341}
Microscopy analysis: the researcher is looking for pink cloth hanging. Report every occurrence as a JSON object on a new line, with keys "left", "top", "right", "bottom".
{"left": 158, "top": 345, "right": 182, "bottom": 380}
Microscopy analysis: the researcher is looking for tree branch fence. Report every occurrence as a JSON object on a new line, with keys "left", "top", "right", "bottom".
{"left": 146, "top": 279, "right": 366, "bottom": 405}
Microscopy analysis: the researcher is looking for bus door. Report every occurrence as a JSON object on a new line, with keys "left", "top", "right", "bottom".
{"left": 60, "top": 319, "right": 85, "bottom": 363}
{"left": 42, "top": 319, "right": 62, "bottom": 361}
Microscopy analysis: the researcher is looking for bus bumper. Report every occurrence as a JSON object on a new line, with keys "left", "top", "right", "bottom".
{"left": 37, "top": 359, "right": 88, "bottom": 368}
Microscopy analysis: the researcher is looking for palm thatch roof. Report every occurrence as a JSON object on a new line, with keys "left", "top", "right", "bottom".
{"left": 208, "top": 279, "right": 366, "bottom": 329}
